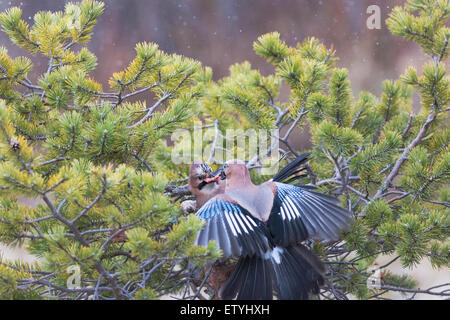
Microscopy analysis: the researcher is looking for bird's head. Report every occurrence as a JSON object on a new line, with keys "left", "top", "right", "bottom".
{"left": 206, "top": 159, "right": 250, "bottom": 189}
{"left": 188, "top": 161, "right": 224, "bottom": 197}
{"left": 221, "top": 159, "right": 246, "bottom": 179}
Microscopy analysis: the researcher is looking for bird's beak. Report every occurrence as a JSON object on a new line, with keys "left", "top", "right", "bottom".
{"left": 204, "top": 174, "right": 221, "bottom": 183}
{"left": 203, "top": 167, "right": 225, "bottom": 183}
{"left": 215, "top": 167, "right": 226, "bottom": 180}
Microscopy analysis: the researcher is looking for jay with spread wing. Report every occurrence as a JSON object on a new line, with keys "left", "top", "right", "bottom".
{"left": 193, "top": 155, "right": 353, "bottom": 300}
{"left": 187, "top": 154, "right": 311, "bottom": 298}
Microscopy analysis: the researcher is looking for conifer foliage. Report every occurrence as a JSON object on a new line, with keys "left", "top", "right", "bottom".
{"left": 0, "top": 0, "right": 220, "bottom": 300}
{"left": 0, "top": 0, "right": 448, "bottom": 300}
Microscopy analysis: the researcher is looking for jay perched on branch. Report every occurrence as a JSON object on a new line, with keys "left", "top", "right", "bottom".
{"left": 189, "top": 154, "right": 353, "bottom": 299}
{"left": 187, "top": 155, "right": 311, "bottom": 298}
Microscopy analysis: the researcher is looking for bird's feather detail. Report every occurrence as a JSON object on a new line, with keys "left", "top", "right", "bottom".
{"left": 269, "top": 182, "right": 353, "bottom": 245}
{"left": 195, "top": 197, "right": 272, "bottom": 258}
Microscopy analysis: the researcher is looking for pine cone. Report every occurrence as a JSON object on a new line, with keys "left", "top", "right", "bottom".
{"left": 110, "top": 229, "right": 127, "bottom": 243}
{"left": 10, "top": 138, "right": 20, "bottom": 151}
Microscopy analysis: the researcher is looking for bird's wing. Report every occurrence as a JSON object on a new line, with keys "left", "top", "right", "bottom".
{"left": 195, "top": 196, "right": 272, "bottom": 258}
{"left": 268, "top": 182, "right": 353, "bottom": 245}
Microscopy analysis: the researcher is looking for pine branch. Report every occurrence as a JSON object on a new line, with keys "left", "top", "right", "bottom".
{"left": 378, "top": 283, "right": 450, "bottom": 298}
{"left": 375, "top": 111, "right": 437, "bottom": 199}
{"left": 71, "top": 175, "right": 107, "bottom": 223}
{"left": 38, "top": 156, "right": 71, "bottom": 167}
{"left": 127, "top": 93, "right": 171, "bottom": 129}
{"left": 117, "top": 81, "right": 159, "bottom": 104}
{"left": 422, "top": 199, "right": 450, "bottom": 208}
{"left": 165, "top": 184, "right": 190, "bottom": 197}
{"left": 132, "top": 152, "right": 154, "bottom": 174}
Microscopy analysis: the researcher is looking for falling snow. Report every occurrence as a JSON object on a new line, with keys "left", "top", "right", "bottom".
{"left": 0, "top": 0, "right": 426, "bottom": 94}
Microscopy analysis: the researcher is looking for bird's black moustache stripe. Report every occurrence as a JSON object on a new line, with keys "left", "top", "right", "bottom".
{"left": 197, "top": 181, "right": 208, "bottom": 190}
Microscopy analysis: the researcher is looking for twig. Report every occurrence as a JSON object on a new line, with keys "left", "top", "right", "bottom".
{"left": 422, "top": 199, "right": 450, "bottom": 208}
{"left": 38, "top": 156, "right": 71, "bottom": 167}
{"left": 190, "top": 265, "right": 213, "bottom": 300}
{"left": 132, "top": 152, "right": 154, "bottom": 174}
{"left": 127, "top": 93, "right": 171, "bottom": 129}
{"left": 378, "top": 283, "right": 450, "bottom": 297}
{"left": 374, "top": 111, "right": 437, "bottom": 199}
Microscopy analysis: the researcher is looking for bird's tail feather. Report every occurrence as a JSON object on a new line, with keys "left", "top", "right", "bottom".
{"left": 271, "top": 245, "right": 325, "bottom": 300}
{"left": 220, "top": 244, "right": 325, "bottom": 300}
{"left": 220, "top": 256, "right": 273, "bottom": 300}
{"left": 272, "top": 153, "right": 311, "bottom": 183}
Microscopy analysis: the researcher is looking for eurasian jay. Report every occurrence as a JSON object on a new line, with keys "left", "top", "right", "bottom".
{"left": 193, "top": 157, "right": 353, "bottom": 300}
{"left": 187, "top": 155, "right": 312, "bottom": 298}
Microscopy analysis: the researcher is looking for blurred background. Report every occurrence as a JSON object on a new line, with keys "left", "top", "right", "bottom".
{"left": 0, "top": 0, "right": 447, "bottom": 299}
{"left": 0, "top": 0, "right": 429, "bottom": 94}
{"left": 0, "top": 0, "right": 431, "bottom": 149}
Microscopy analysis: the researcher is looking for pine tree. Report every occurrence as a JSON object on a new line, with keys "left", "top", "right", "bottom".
{"left": 0, "top": 0, "right": 221, "bottom": 300}
{"left": 0, "top": 0, "right": 448, "bottom": 300}
{"left": 245, "top": 0, "right": 449, "bottom": 299}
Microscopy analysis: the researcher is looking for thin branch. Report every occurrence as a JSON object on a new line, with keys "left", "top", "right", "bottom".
{"left": 378, "top": 283, "right": 450, "bottom": 297}
{"left": 422, "top": 199, "right": 450, "bottom": 208}
{"left": 71, "top": 177, "right": 106, "bottom": 224}
{"left": 401, "top": 114, "right": 414, "bottom": 136}
{"left": 127, "top": 93, "right": 171, "bottom": 129}
{"left": 118, "top": 81, "right": 160, "bottom": 103}
{"left": 132, "top": 152, "right": 154, "bottom": 174}
{"left": 386, "top": 192, "right": 411, "bottom": 204}
{"left": 127, "top": 71, "right": 194, "bottom": 129}
{"left": 374, "top": 111, "right": 437, "bottom": 199}
{"left": 190, "top": 265, "right": 213, "bottom": 300}
{"left": 130, "top": 262, "right": 165, "bottom": 295}
{"left": 38, "top": 156, "right": 71, "bottom": 167}
{"left": 274, "top": 108, "right": 289, "bottom": 127}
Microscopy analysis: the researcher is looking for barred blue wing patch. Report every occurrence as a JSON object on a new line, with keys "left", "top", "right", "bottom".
{"left": 270, "top": 182, "right": 353, "bottom": 245}
{"left": 195, "top": 198, "right": 271, "bottom": 258}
